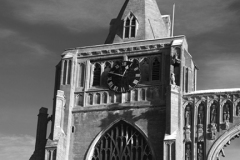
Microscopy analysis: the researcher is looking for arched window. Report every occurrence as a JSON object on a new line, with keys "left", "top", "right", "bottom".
{"left": 93, "top": 63, "right": 101, "bottom": 86}
{"left": 102, "top": 62, "right": 111, "bottom": 87}
{"left": 152, "top": 58, "right": 160, "bottom": 81}
{"left": 124, "top": 13, "right": 138, "bottom": 39}
{"left": 63, "top": 60, "right": 67, "bottom": 84}
{"left": 102, "top": 92, "right": 107, "bottom": 104}
{"left": 95, "top": 93, "right": 101, "bottom": 104}
{"left": 67, "top": 60, "right": 72, "bottom": 84}
{"left": 91, "top": 121, "right": 154, "bottom": 160}
{"left": 125, "top": 91, "right": 130, "bottom": 102}
{"left": 78, "top": 63, "right": 85, "bottom": 87}
{"left": 140, "top": 58, "right": 150, "bottom": 82}
{"left": 140, "top": 88, "right": 146, "bottom": 101}
{"left": 88, "top": 94, "right": 93, "bottom": 105}
{"left": 62, "top": 59, "right": 72, "bottom": 85}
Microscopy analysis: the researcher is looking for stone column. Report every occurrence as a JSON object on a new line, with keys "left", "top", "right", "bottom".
{"left": 53, "top": 90, "right": 66, "bottom": 140}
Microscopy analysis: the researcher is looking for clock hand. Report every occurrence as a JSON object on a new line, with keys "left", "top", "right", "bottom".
{"left": 108, "top": 72, "right": 123, "bottom": 77}
{"left": 121, "top": 64, "right": 130, "bottom": 76}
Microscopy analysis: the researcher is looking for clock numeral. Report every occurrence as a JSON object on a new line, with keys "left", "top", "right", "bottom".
{"left": 135, "top": 74, "right": 140, "bottom": 77}
{"left": 113, "top": 86, "right": 118, "bottom": 91}
{"left": 133, "top": 79, "right": 139, "bottom": 85}
{"left": 121, "top": 87, "right": 125, "bottom": 92}
{"left": 107, "top": 77, "right": 112, "bottom": 81}
{"left": 108, "top": 81, "right": 113, "bottom": 87}
{"left": 129, "top": 85, "right": 133, "bottom": 89}
{"left": 115, "top": 65, "right": 119, "bottom": 69}
{"left": 134, "top": 67, "right": 139, "bottom": 71}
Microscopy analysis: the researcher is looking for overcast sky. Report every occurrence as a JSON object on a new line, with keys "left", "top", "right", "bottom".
{"left": 0, "top": 0, "right": 240, "bottom": 159}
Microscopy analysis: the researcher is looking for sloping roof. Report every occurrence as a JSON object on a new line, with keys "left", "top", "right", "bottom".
{"left": 105, "top": 0, "right": 169, "bottom": 44}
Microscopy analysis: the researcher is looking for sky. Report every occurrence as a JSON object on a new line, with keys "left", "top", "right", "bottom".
{"left": 0, "top": 0, "right": 240, "bottom": 159}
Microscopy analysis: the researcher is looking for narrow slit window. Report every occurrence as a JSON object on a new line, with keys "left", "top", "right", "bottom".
{"left": 124, "top": 18, "right": 130, "bottom": 38}
{"left": 78, "top": 63, "right": 85, "bottom": 87}
{"left": 93, "top": 63, "right": 101, "bottom": 86}
{"left": 63, "top": 60, "right": 67, "bottom": 85}
{"left": 67, "top": 60, "right": 72, "bottom": 84}
{"left": 131, "top": 18, "right": 136, "bottom": 37}
{"left": 152, "top": 58, "right": 160, "bottom": 80}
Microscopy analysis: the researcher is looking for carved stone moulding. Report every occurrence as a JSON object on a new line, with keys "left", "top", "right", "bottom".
{"left": 76, "top": 43, "right": 168, "bottom": 58}
{"left": 80, "top": 52, "right": 92, "bottom": 56}
{"left": 92, "top": 51, "right": 102, "bottom": 55}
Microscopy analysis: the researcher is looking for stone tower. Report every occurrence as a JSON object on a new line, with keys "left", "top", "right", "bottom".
{"left": 30, "top": 0, "right": 199, "bottom": 160}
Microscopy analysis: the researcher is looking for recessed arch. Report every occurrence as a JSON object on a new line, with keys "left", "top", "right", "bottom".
{"left": 86, "top": 119, "right": 155, "bottom": 160}
{"left": 207, "top": 124, "right": 240, "bottom": 160}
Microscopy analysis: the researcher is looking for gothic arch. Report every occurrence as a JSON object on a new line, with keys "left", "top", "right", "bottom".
{"left": 86, "top": 119, "right": 155, "bottom": 160}
{"left": 207, "top": 124, "right": 240, "bottom": 160}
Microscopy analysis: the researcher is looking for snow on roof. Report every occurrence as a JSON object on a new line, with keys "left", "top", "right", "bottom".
{"left": 184, "top": 88, "right": 240, "bottom": 96}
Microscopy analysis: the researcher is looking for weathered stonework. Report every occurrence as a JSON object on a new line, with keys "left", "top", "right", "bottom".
{"left": 30, "top": 0, "right": 240, "bottom": 160}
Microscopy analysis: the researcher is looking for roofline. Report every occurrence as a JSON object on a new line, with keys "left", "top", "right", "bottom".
{"left": 184, "top": 88, "right": 240, "bottom": 96}
{"left": 63, "top": 35, "right": 186, "bottom": 54}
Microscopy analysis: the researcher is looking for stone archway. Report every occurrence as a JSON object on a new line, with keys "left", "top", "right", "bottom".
{"left": 207, "top": 124, "right": 240, "bottom": 160}
{"left": 87, "top": 120, "right": 155, "bottom": 160}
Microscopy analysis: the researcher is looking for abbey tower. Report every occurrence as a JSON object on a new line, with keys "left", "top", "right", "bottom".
{"left": 30, "top": 0, "right": 240, "bottom": 160}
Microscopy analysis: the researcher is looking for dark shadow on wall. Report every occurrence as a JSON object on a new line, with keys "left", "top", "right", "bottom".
{"left": 84, "top": 107, "right": 166, "bottom": 160}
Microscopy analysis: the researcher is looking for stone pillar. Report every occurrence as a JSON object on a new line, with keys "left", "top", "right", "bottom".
{"left": 53, "top": 90, "right": 66, "bottom": 140}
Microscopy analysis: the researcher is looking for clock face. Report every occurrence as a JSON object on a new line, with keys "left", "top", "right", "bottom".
{"left": 107, "top": 61, "right": 141, "bottom": 93}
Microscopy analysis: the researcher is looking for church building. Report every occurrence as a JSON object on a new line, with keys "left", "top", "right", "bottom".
{"left": 30, "top": 0, "right": 240, "bottom": 160}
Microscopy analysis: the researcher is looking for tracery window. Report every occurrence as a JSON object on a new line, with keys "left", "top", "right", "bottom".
{"left": 124, "top": 13, "right": 138, "bottom": 39}
{"left": 91, "top": 121, "right": 154, "bottom": 160}
{"left": 93, "top": 63, "right": 101, "bottom": 86}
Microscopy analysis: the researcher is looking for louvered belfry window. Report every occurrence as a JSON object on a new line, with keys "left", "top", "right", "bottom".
{"left": 91, "top": 121, "right": 153, "bottom": 160}
{"left": 152, "top": 58, "right": 160, "bottom": 81}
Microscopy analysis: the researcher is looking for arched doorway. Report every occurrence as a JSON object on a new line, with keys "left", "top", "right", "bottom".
{"left": 91, "top": 120, "right": 154, "bottom": 160}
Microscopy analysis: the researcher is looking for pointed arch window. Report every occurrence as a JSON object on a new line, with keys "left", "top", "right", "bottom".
{"left": 93, "top": 63, "right": 101, "bottom": 86}
{"left": 124, "top": 13, "right": 138, "bottom": 39}
{"left": 91, "top": 120, "right": 154, "bottom": 160}
{"left": 152, "top": 58, "right": 160, "bottom": 81}
{"left": 78, "top": 63, "right": 85, "bottom": 87}
{"left": 62, "top": 59, "right": 72, "bottom": 85}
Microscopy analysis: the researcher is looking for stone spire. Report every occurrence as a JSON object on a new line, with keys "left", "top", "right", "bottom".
{"left": 105, "top": 0, "right": 171, "bottom": 44}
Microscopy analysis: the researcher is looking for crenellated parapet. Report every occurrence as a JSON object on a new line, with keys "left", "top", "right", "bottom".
{"left": 183, "top": 88, "right": 240, "bottom": 160}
